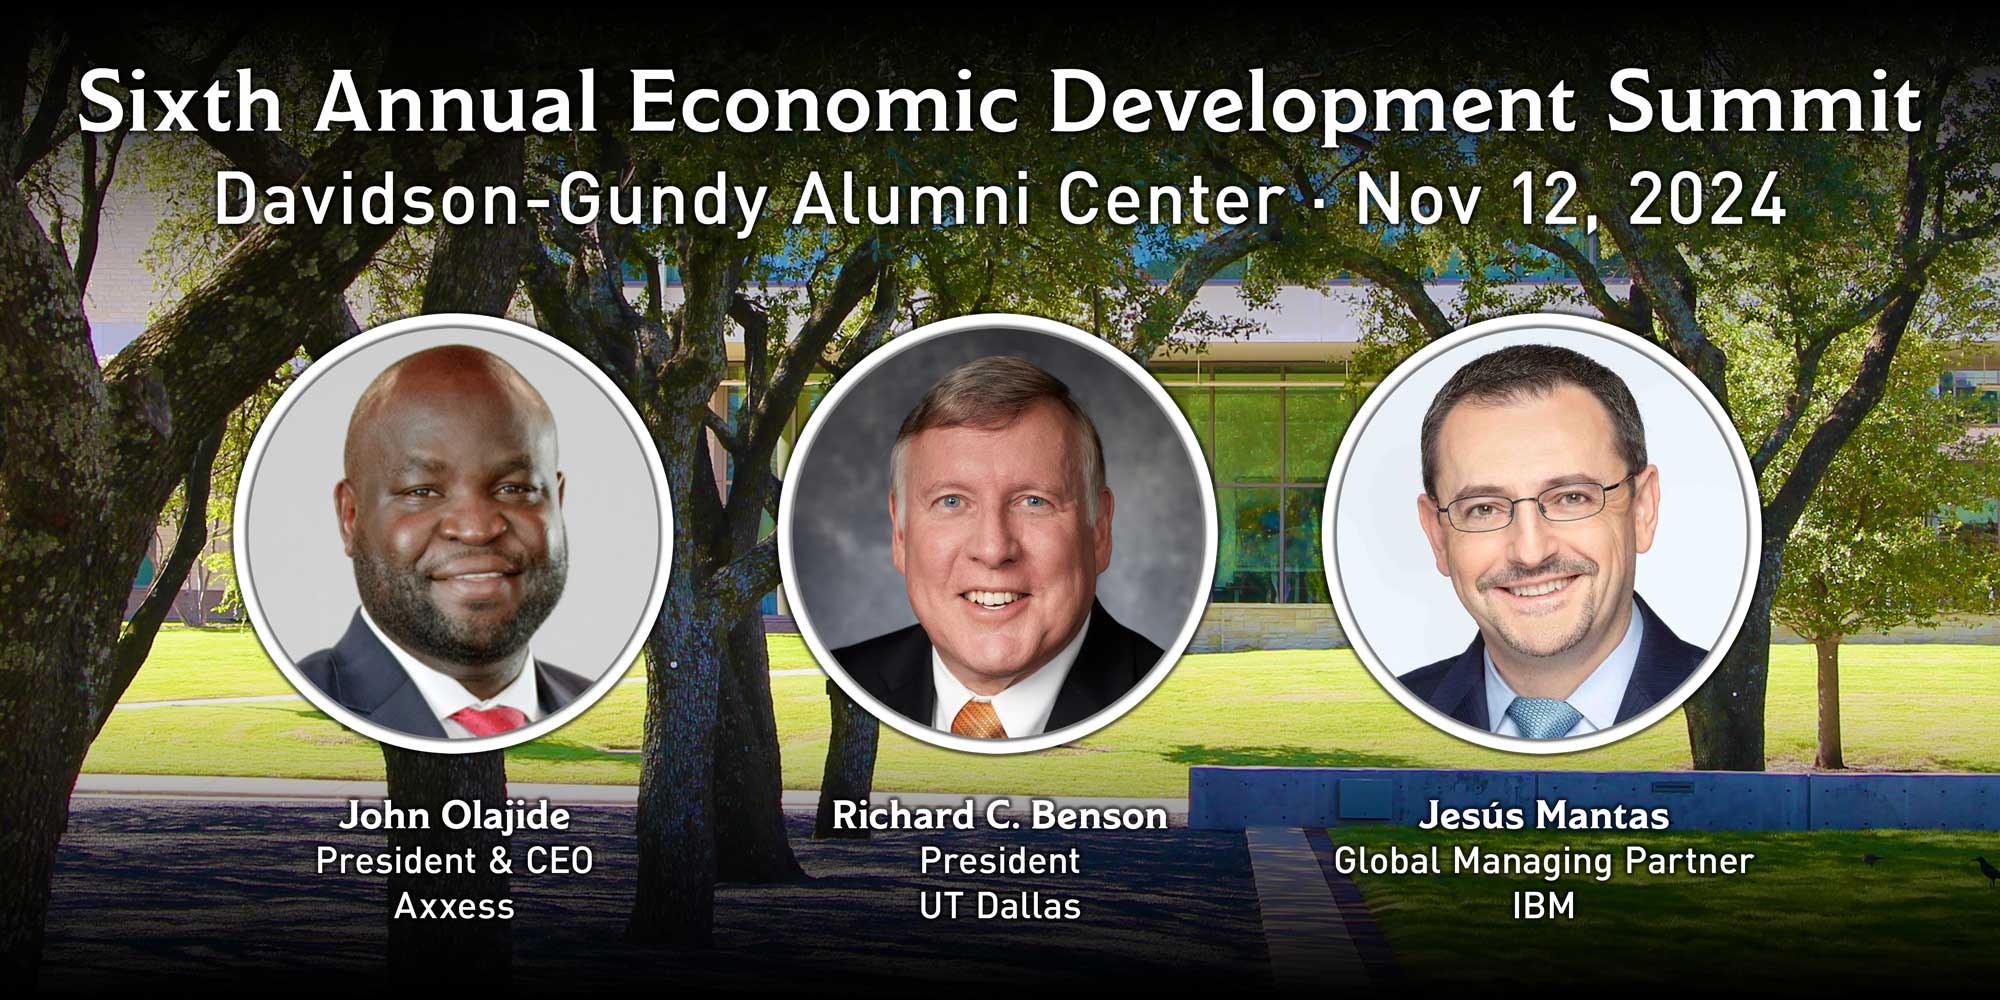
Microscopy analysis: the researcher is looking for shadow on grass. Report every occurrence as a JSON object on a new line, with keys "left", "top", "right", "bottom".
{"left": 1163, "top": 744, "right": 1426, "bottom": 769}
{"left": 276, "top": 707, "right": 637, "bottom": 768}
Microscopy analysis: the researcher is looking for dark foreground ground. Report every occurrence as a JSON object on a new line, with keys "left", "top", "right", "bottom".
{"left": 41, "top": 799, "right": 1270, "bottom": 993}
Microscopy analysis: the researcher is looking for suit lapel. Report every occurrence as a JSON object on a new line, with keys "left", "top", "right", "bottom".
{"left": 534, "top": 661, "right": 591, "bottom": 717}
{"left": 1048, "top": 605, "right": 1120, "bottom": 732}
{"left": 876, "top": 625, "right": 937, "bottom": 725}
{"left": 329, "top": 614, "right": 448, "bottom": 738}
{"left": 1615, "top": 595, "right": 1691, "bottom": 723}
{"left": 1430, "top": 636, "right": 1491, "bottom": 731}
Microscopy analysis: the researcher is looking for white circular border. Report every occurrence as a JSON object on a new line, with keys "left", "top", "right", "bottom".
{"left": 1323, "top": 313, "right": 1761, "bottom": 755}
{"left": 779, "top": 313, "right": 1219, "bottom": 755}
{"left": 234, "top": 313, "right": 674, "bottom": 755}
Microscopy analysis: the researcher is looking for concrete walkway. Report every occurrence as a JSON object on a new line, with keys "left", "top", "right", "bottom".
{"left": 73, "top": 773, "right": 1188, "bottom": 815}
{"left": 45, "top": 797, "right": 1264, "bottom": 990}
{"left": 1244, "top": 826, "right": 1368, "bottom": 993}
{"left": 59, "top": 781, "right": 1407, "bottom": 993}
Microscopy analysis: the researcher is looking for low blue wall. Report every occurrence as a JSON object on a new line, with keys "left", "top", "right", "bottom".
{"left": 1188, "top": 767, "right": 2000, "bottom": 831}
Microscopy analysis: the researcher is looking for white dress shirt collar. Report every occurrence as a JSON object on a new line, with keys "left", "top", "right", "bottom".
{"left": 1483, "top": 599, "right": 1644, "bottom": 738}
{"left": 360, "top": 608, "right": 543, "bottom": 738}
{"left": 930, "top": 612, "right": 1091, "bottom": 739}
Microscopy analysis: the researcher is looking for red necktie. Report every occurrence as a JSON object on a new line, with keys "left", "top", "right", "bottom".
{"left": 450, "top": 705, "right": 528, "bottom": 737}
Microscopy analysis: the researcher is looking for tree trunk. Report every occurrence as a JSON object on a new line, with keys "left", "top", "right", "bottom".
{"left": 0, "top": 586, "right": 115, "bottom": 988}
{"left": 1814, "top": 637, "right": 1845, "bottom": 770}
{"left": 814, "top": 680, "right": 880, "bottom": 839}
{"left": 628, "top": 234, "right": 739, "bottom": 946}
{"left": 629, "top": 607, "right": 723, "bottom": 945}
{"left": 380, "top": 748, "right": 513, "bottom": 985}
{"left": 1, "top": 72, "right": 489, "bottom": 981}
{"left": 1683, "top": 536, "right": 1780, "bottom": 770}
{"left": 376, "top": 132, "right": 529, "bottom": 982}
{"left": 0, "top": 160, "right": 150, "bottom": 987}
{"left": 712, "top": 609, "right": 803, "bottom": 881}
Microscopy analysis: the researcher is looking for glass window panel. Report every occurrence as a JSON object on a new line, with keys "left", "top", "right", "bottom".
{"left": 725, "top": 387, "right": 744, "bottom": 429}
{"left": 1283, "top": 388, "right": 1348, "bottom": 485}
{"left": 1213, "top": 387, "right": 1282, "bottom": 484}
{"left": 1283, "top": 487, "right": 1330, "bottom": 605}
{"left": 1212, "top": 487, "right": 1281, "bottom": 603}
{"left": 723, "top": 388, "right": 743, "bottom": 482}
{"left": 1945, "top": 370, "right": 2000, "bottom": 422}
{"left": 800, "top": 383, "right": 829, "bottom": 418}
{"left": 1167, "top": 387, "right": 1211, "bottom": 469}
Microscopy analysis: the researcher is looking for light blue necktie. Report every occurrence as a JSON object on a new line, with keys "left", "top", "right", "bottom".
{"left": 1507, "top": 697, "right": 1583, "bottom": 740}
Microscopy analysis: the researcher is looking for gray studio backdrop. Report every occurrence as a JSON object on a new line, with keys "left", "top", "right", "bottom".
{"left": 788, "top": 328, "right": 1208, "bottom": 650}
{"left": 239, "top": 326, "right": 667, "bottom": 682}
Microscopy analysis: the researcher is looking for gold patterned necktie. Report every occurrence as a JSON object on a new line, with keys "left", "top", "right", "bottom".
{"left": 951, "top": 700, "right": 1008, "bottom": 739}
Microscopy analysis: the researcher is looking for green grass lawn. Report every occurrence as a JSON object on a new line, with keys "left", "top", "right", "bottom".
{"left": 1336, "top": 826, "right": 2000, "bottom": 989}
{"left": 86, "top": 629, "right": 2000, "bottom": 793}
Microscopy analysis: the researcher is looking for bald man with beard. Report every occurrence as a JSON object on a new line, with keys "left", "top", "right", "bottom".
{"left": 296, "top": 345, "right": 585, "bottom": 740}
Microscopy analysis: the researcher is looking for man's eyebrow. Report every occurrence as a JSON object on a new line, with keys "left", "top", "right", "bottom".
{"left": 1445, "top": 472, "right": 1604, "bottom": 503}
{"left": 392, "top": 456, "right": 449, "bottom": 475}
{"left": 1446, "top": 484, "right": 1510, "bottom": 503}
{"left": 1537, "top": 472, "right": 1607, "bottom": 490}
{"left": 919, "top": 478, "right": 1074, "bottom": 497}
{"left": 388, "top": 454, "right": 543, "bottom": 476}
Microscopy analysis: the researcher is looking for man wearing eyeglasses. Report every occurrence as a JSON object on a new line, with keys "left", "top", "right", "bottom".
{"left": 1403, "top": 343, "right": 1707, "bottom": 740}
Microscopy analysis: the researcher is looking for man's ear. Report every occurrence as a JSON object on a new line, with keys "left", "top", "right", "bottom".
{"left": 335, "top": 480, "right": 359, "bottom": 557}
{"left": 556, "top": 470, "right": 567, "bottom": 508}
{"left": 1093, "top": 489, "right": 1115, "bottom": 574}
{"left": 888, "top": 491, "right": 906, "bottom": 574}
{"left": 1417, "top": 493, "right": 1451, "bottom": 577}
{"left": 1631, "top": 464, "right": 1661, "bottom": 554}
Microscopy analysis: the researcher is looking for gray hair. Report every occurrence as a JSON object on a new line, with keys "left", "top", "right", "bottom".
{"left": 1419, "top": 343, "right": 1647, "bottom": 498}
{"left": 890, "top": 355, "right": 1106, "bottom": 523}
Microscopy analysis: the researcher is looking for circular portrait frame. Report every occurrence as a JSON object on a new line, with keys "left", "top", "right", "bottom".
{"left": 779, "top": 313, "right": 1219, "bottom": 755}
{"left": 234, "top": 313, "right": 673, "bottom": 754}
{"left": 1323, "top": 312, "right": 1761, "bottom": 754}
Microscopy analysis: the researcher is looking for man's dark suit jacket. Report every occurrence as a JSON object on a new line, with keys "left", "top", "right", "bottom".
{"left": 830, "top": 600, "right": 1166, "bottom": 734}
{"left": 1396, "top": 593, "right": 1706, "bottom": 731}
{"left": 297, "top": 611, "right": 592, "bottom": 739}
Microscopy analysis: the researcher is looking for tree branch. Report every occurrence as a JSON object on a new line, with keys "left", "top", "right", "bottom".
{"left": 1522, "top": 229, "right": 1645, "bottom": 333}
{"left": 11, "top": 38, "right": 77, "bottom": 179}
{"left": 70, "top": 126, "right": 124, "bottom": 294}
{"left": 96, "top": 420, "right": 223, "bottom": 735}
{"left": 724, "top": 235, "right": 887, "bottom": 544}
{"left": 1764, "top": 88, "right": 1942, "bottom": 541}
{"left": 1130, "top": 218, "right": 1282, "bottom": 361}
{"left": 99, "top": 127, "right": 492, "bottom": 521}
{"left": 703, "top": 532, "right": 779, "bottom": 619}
{"left": 704, "top": 409, "right": 744, "bottom": 457}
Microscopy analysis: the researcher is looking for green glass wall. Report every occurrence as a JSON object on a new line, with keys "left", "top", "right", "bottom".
{"left": 1163, "top": 364, "right": 1355, "bottom": 605}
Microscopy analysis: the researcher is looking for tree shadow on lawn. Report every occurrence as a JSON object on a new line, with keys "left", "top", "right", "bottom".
{"left": 279, "top": 706, "right": 639, "bottom": 767}
{"left": 1163, "top": 744, "right": 1427, "bottom": 769}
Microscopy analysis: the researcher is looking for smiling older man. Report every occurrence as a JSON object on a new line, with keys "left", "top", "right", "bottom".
{"left": 1401, "top": 343, "right": 1708, "bottom": 740}
{"left": 830, "top": 356, "right": 1165, "bottom": 740}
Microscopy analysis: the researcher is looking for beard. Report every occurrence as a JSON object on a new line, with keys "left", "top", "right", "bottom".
{"left": 1476, "top": 556, "right": 1600, "bottom": 660}
{"left": 352, "top": 540, "right": 568, "bottom": 668}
